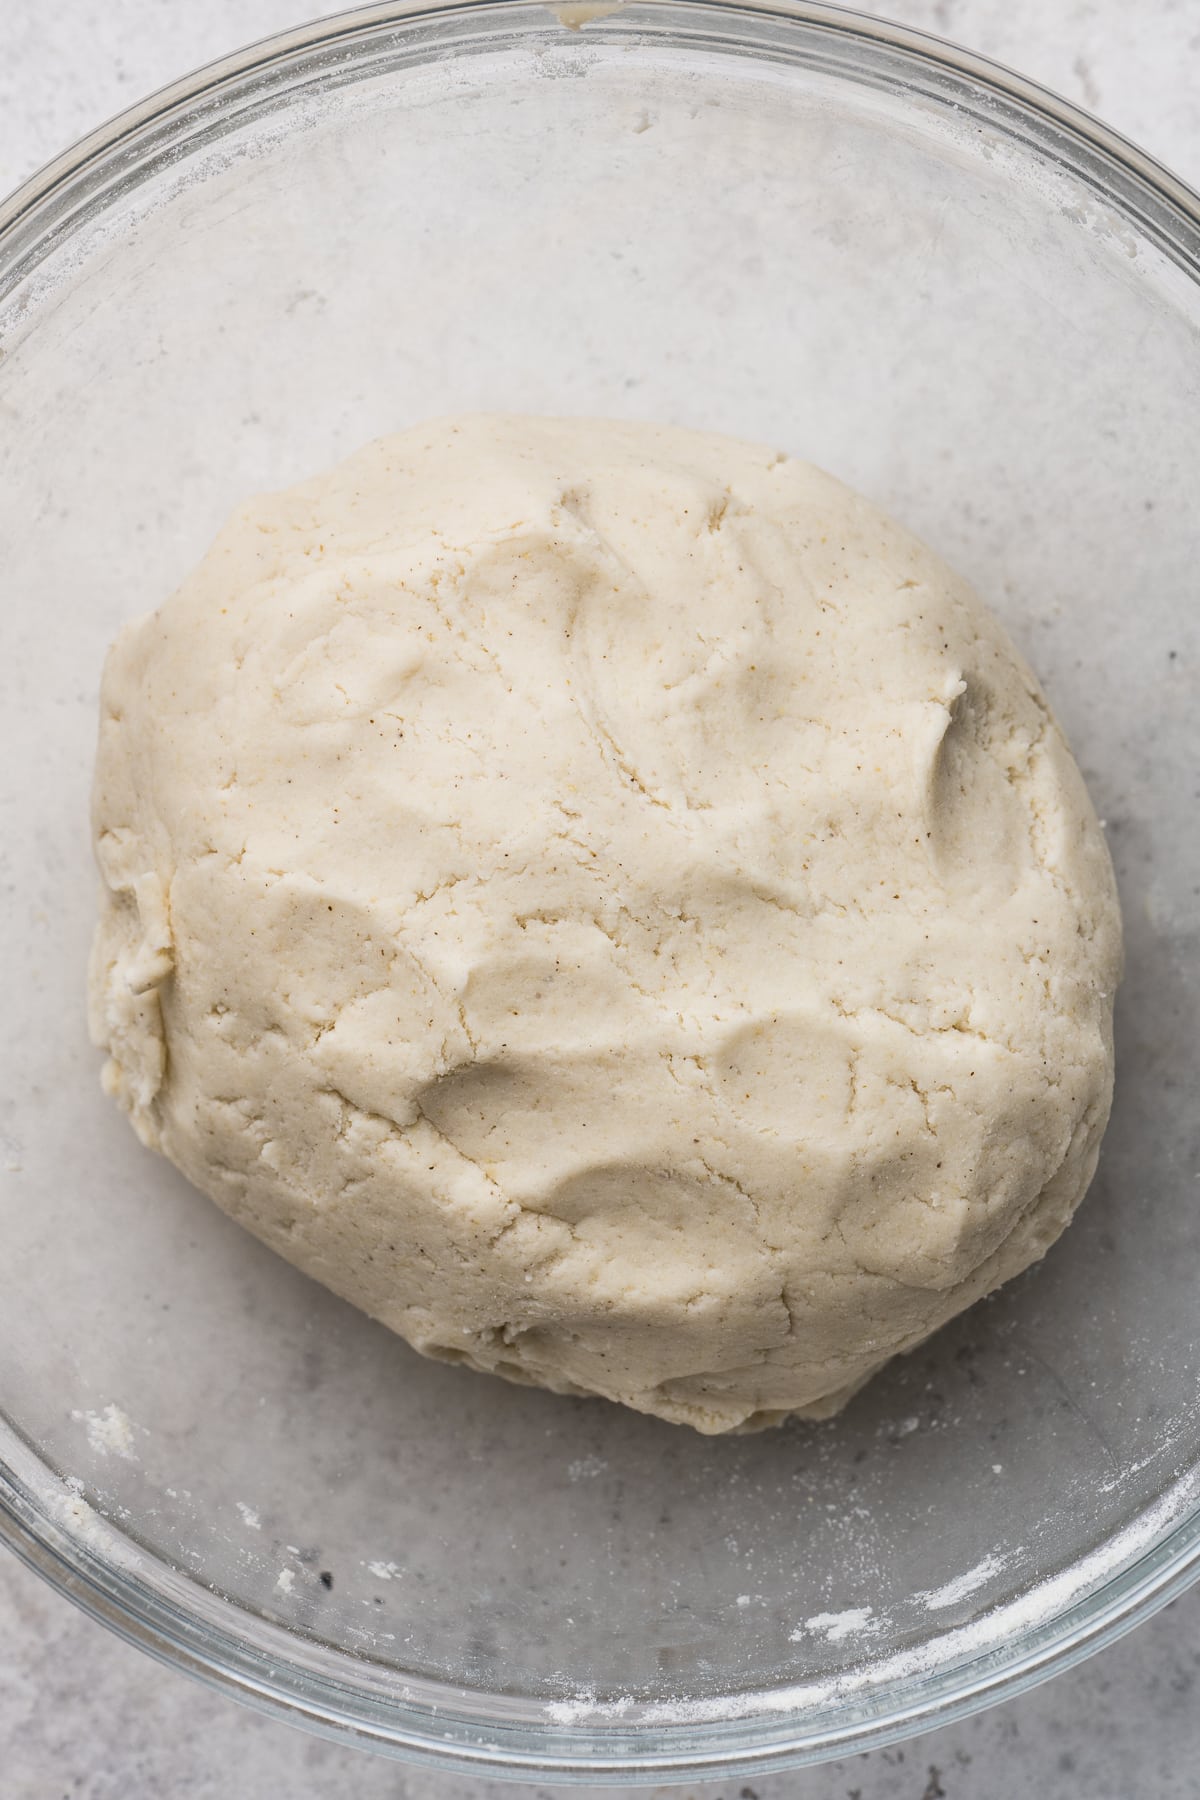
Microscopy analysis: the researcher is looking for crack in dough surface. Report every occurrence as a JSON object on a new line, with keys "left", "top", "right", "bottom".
{"left": 89, "top": 414, "right": 1122, "bottom": 1433}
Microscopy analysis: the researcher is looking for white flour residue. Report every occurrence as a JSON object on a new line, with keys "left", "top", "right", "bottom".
{"left": 918, "top": 1552, "right": 1009, "bottom": 1611}
{"left": 71, "top": 1404, "right": 138, "bottom": 1462}
{"left": 235, "top": 1501, "right": 261, "bottom": 1531}
{"left": 49, "top": 1475, "right": 102, "bottom": 1542}
{"left": 792, "top": 1606, "right": 878, "bottom": 1644}
{"left": 1098, "top": 1421, "right": 1184, "bottom": 1493}
{"left": 540, "top": 1464, "right": 1200, "bottom": 1728}
{"left": 546, "top": 1691, "right": 633, "bottom": 1725}
{"left": 46, "top": 1476, "right": 140, "bottom": 1569}
{"left": 567, "top": 1455, "right": 608, "bottom": 1482}
{"left": 275, "top": 1569, "right": 295, "bottom": 1595}
{"left": 366, "top": 1560, "right": 403, "bottom": 1581}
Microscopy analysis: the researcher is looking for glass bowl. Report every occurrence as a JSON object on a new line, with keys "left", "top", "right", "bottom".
{"left": 2, "top": 0, "right": 1199, "bottom": 1783}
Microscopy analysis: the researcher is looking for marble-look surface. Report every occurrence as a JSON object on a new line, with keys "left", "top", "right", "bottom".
{"left": 3, "top": 1, "right": 1199, "bottom": 1795}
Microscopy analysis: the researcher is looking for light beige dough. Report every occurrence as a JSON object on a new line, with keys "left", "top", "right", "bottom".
{"left": 90, "top": 415, "right": 1122, "bottom": 1432}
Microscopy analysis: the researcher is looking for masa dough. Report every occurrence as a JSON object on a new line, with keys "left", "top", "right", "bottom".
{"left": 90, "top": 415, "right": 1122, "bottom": 1432}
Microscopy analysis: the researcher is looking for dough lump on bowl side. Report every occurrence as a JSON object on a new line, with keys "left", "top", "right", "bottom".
{"left": 88, "top": 414, "right": 1122, "bottom": 1434}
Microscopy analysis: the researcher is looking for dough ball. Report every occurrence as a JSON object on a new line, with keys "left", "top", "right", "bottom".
{"left": 89, "top": 415, "right": 1122, "bottom": 1432}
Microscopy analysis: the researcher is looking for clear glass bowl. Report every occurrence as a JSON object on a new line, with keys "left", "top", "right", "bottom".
{"left": 2, "top": 0, "right": 1199, "bottom": 1782}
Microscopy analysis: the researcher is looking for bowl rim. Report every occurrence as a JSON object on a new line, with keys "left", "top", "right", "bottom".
{"left": 3, "top": 0, "right": 1200, "bottom": 1780}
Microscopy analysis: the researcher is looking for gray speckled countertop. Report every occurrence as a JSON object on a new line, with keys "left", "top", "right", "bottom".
{"left": 4, "top": 2, "right": 1199, "bottom": 1795}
